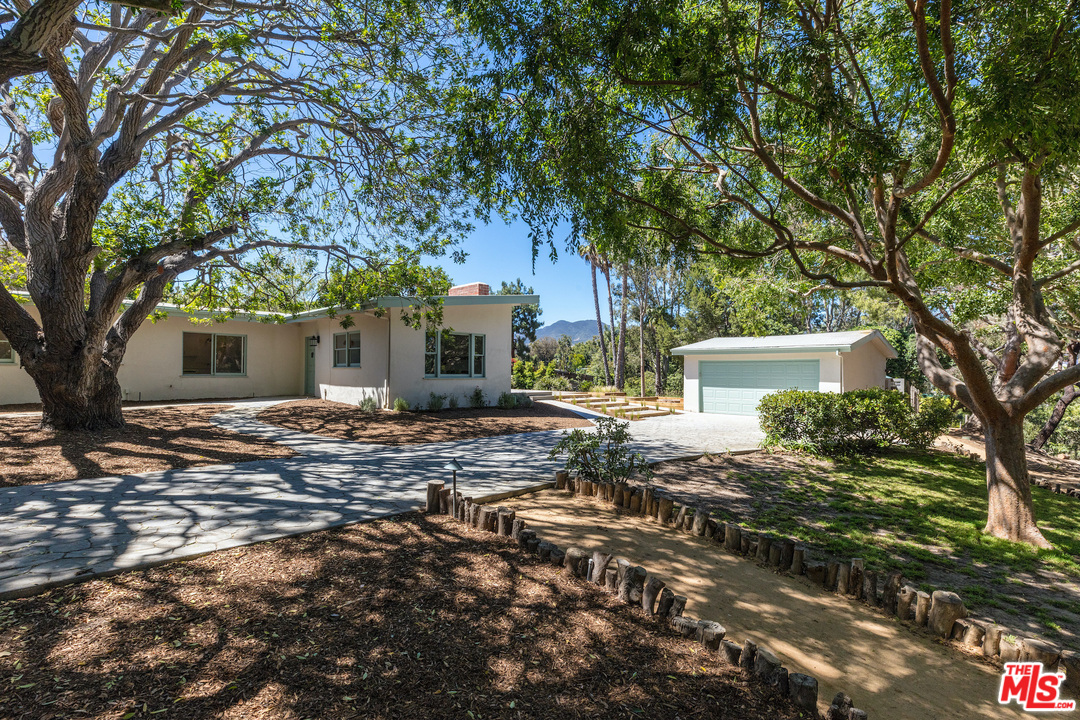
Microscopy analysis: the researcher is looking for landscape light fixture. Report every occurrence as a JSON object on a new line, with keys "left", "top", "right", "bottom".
{"left": 443, "top": 458, "right": 464, "bottom": 518}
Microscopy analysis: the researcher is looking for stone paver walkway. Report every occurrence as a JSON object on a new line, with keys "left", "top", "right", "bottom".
{"left": 0, "top": 399, "right": 762, "bottom": 599}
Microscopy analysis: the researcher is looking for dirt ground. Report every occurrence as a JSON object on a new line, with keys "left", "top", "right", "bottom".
{"left": 0, "top": 514, "right": 806, "bottom": 720}
{"left": 257, "top": 399, "right": 593, "bottom": 444}
{"left": 0, "top": 405, "right": 294, "bottom": 487}
{"left": 514, "top": 490, "right": 1026, "bottom": 720}
{"left": 937, "top": 430, "right": 1080, "bottom": 491}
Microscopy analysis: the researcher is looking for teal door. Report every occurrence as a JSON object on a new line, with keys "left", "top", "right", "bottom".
{"left": 304, "top": 337, "right": 317, "bottom": 396}
{"left": 699, "top": 359, "right": 819, "bottom": 415}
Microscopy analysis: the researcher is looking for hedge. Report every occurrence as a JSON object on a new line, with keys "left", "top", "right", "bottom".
{"left": 757, "top": 388, "right": 953, "bottom": 456}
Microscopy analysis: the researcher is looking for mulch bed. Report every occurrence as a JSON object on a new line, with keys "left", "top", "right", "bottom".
{"left": 0, "top": 405, "right": 295, "bottom": 488}
{"left": 257, "top": 399, "right": 594, "bottom": 444}
{"left": 0, "top": 515, "right": 803, "bottom": 720}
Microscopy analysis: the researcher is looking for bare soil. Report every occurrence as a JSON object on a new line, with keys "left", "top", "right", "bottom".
{"left": 257, "top": 399, "right": 593, "bottom": 444}
{"left": 514, "top": 491, "right": 1024, "bottom": 719}
{"left": 0, "top": 405, "right": 294, "bottom": 488}
{"left": 937, "top": 430, "right": 1080, "bottom": 491}
{"left": 0, "top": 514, "right": 805, "bottom": 720}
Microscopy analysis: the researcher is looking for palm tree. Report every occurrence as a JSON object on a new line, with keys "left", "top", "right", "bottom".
{"left": 579, "top": 243, "right": 612, "bottom": 385}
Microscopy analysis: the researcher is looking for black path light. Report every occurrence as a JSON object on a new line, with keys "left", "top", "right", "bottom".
{"left": 443, "top": 458, "right": 464, "bottom": 518}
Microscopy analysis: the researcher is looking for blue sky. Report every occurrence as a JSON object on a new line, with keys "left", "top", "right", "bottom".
{"left": 436, "top": 219, "right": 596, "bottom": 325}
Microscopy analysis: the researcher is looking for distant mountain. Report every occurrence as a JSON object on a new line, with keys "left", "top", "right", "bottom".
{"left": 535, "top": 319, "right": 608, "bottom": 344}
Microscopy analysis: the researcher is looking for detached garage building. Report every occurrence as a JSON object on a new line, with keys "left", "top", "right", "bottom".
{"left": 671, "top": 330, "right": 898, "bottom": 415}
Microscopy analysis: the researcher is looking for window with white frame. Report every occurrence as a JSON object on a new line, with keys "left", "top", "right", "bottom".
{"left": 333, "top": 331, "right": 361, "bottom": 367}
{"left": 182, "top": 332, "right": 246, "bottom": 376}
{"left": 425, "top": 331, "right": 485, "bottom": 378}
{"left": 0, "top": 331, "right": 12, "bottom": 363}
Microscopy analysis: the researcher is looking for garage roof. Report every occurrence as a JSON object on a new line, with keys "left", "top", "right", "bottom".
{"left": 671, "top": 330, "right": 897, "bottom": 358}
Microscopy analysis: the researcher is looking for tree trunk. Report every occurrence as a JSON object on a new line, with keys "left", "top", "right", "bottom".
{"left": 1031, "top": 386, "right": 1078, "bottom": 451}
{"left": 655, "top": 344, "right": 663, "bottom": 396}
{"left": 615, "top": 268, "right": 627, "bottom": 389}
{"left": 591, "top": 262, "right": 612, "bottom": 385}
{"left": 604, "top": 266, "right": 617, "bottom": 386}
{"left": 35, "top": 363, "right": 125, "bottom": 431}
{"left": 984, "top": 416, "right": 1051, "bottom": 548}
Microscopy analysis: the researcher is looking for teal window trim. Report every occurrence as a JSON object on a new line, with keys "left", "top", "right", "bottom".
{"left": 333, "top": 331, "right": 362, "bottom": 368}
{"left": 424, "top": 331, "right": 486, "bottom": 379}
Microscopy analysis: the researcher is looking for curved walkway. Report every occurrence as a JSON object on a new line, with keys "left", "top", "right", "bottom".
{"left": 0, "top": 399, "right": 760, "bottom": 599}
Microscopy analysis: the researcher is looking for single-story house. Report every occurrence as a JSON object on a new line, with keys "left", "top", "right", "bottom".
{"left": 671, "top": 330, "right": 898, "bottom": 415}
{"left": 0, "top": 282, "right": 535, "bottom": 409}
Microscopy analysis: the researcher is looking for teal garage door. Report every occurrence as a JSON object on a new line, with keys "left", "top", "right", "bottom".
{"left": 699, "top": 359, "right": 820, "bottom": 415}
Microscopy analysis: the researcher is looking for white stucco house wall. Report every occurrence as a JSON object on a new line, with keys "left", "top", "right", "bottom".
{"left": 0, "top": 282, "right": 534, "bottom": 409}
{"left": 671, "top": 330, "right": 898, "bottom": 415}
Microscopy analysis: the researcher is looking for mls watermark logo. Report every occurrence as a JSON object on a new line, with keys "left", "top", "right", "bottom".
{"left": 999, "top": 662, "right": 1076, "bottom": 712}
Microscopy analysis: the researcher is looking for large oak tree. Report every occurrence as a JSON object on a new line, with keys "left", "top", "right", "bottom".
{"left": 454, "top": 0, "right": 1080, "bottom": 547}
{"left": 0, "top": 0, "right": 470, "bottom": 429}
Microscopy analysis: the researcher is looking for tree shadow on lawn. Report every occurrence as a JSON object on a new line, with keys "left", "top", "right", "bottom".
{"left": 0, "top": 406, "right": 294, "bottom": 487}
{"left": 656, "top": 448, "right": 1080, "bottom": 642}
{"left": 0, "top": 515, "right": 804, "bottom": 720}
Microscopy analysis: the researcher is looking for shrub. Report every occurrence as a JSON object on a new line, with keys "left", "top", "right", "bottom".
{"left": 578, "top": 380, "right": 592, "bottom": 393}
{"left": 548, "top": 416, "right": 654, "bottom": 484}
{"left": 516, "top": 393, "right": 534, "bottom": 409}
{"left": 392, "top": 397, "right": 409, "bottom": 412}
{"left": 448, "top": 394, "right": 459, "bottom": 409}
{"left": 534, "top": 375, "right": 571, "bottom": 391}
{"left": 497, "top": 391, "right": 517, "bottom": 409}
{"left": 428, "top": 392, "right": 447, "bottom": 411}
{"left": 469, "top": 386, "right": 486, "bottom": 408}
{"left": 359, "top": 397, "right": 378, "bottom": 413}
{"left": 758, "top": 387, "right": 950, "bottom": 456}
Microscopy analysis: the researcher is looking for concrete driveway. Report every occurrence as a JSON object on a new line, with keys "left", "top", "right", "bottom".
{"left": 0, "top": 399, "right": 762, "bottom": 600}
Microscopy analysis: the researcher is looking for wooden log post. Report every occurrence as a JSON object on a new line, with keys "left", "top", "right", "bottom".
{"left": 928, "top": 590, "right": 967, "bottom": 638}
{"left": 668, "top": 595, "right": 687, "bottom": 619}
{"left": 622, "top": 487, "right": 633, "bottom": 509}
{"left": 469, "top": 503, "right": 482, "bottom": 527}
{"left": 959, "top": 619, "right": 986, "bottom": 649}
{"left": 862, "top": 570, "right": 879, "bottom": 607}
{"left": 672, "top": 616, "right": 701, "bottom": 639}
{"left": 657, "top": 497, "right": 674, "bottom": 524}
{"left": 656, "top": 587, "right": 675, "bottom": 617}
{"left": 897, "top": 585, "right": 918, "bottom": 622}
{"left": 882, "top": 571, "right": 903, "bottom": 615}
{"left": 555, "top": 470, "right": 569, "bottom": 490}
{"left": 463, "top": 499, "right": 473, "bottom": 524}
{"left": 517, "top": 529, "right": 536, "bottom": 551}
{"left": 456, "top": 493, "right": 465, "bottom": 520}
{"left": 691, "top": 507, "right": 709, "bottom": 536}
{"left": 699, "top": 621, "right": 726, "bottom": 651}
{"left": 511, "top": 518, "right": 527, "bottom": 541}
{"left": 983, "top": 624, "right": 1005, "bottom": 657}
{"left": 426, "top": 481, "right": 444, "bottom": 514}
{"left": 565, "top": 547, "right": 589, "bottom": 578}
{"left": 674, "top": 506, "right": 688, "bottom": 530}
{"left": 792, "top": 545, "right": 806, "bottom": 575}
{"left": 825, "top": 562, "right": 839, "bottom": 590}
{"left": 836, "top": 563, "right": 851, "bottom": 595}
{"left": 439, "top": 487, "right": 452, "bottom": 515}
{"left": 805, "top": 563, "right": 827, "bottom": 586}
{"left": 788, "top": 673, "right": 819, "bottom": 715}
{"left": 827, "top": 692, "right": 853, "bottom": 720}
{"left": 756, "top": 535, "right": 773, "bottom": 563}
{"left": 705, "top": 519, "right": 718, "bottom": 540}
{"left": 629, "top": 491, "right": 642, "bottom": 514}
{"left": 740, "top": 534, "right": 752, "bottom": 555}
{"left": 720, "top": 639, "right": 742, "bottom": 665}
{"left": 739, "top": 640, "right": 757, "bottom": 670}
{"left": 497, "top": 508, "right": 516, "bottom": 537}
{"left": 550, "top": 547, "right": 566, "bottom": 567}
{"left": 778, "top": 540, "right": 795, "bottom": 571}
{"left": 591, "top": 551, "right": 612, "bottom": 585}
{"left": 642, "top": 575, "right": 666, "bottom": 614}
{"left": 1001, "top": 636, "right": 1022, "bottom": 663}
{"left": 642, "top": 487, "right": 654, "bottom": 517}
{"left": 604, "top": 565, "right": 622, "bottom": 595}
{"left": 581, "top": 480, "right": 593, "bottom": 497}
{"left": 526, "top": 536, "right": 541, "bottom": 554}
{"left": 768, "top": 543, "right": 782, "bottom": 567}
{"left": 627, "top": 566, "right": 648, "bottom": 605}
{"left": 724, "top": 523, "right": 742, "bottom": 553}
{"left": 849, "top": 559, "right": 865, "bottom": 599}
{"left": 479, "top": 506, "right": 499, "bottom": 532}
{"left": 613, "top": 484, "right": 624, "bottom": 506}
{"left": 1060, "top": 650, "right": 1080, "bottom": 696}
{"left": 1021, "top": 638, "right": 1062, "bottom": 670}
{"left": 538, "top": 541, "right": 554, "bottom": 561}
{"left": 754, "top": 648, "right": 788, "bottom": 694}
{"left": 914, "top": 591, "right": 932, "bottom": 627}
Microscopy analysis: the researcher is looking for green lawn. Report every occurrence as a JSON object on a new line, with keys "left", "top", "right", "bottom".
{"left": 708, "top": 449, "right": 1080, "bottom": 638}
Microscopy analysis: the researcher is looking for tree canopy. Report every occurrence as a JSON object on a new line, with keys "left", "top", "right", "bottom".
{"left": 0, "top": 0, "right": 473, "bottom": 429}
{"left": 453, "top": 0, "right": 1080, "bottom": 547}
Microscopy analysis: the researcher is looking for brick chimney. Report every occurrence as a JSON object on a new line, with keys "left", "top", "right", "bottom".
{"left": 448, "top": 282, "right": 490, "bottom": 296}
